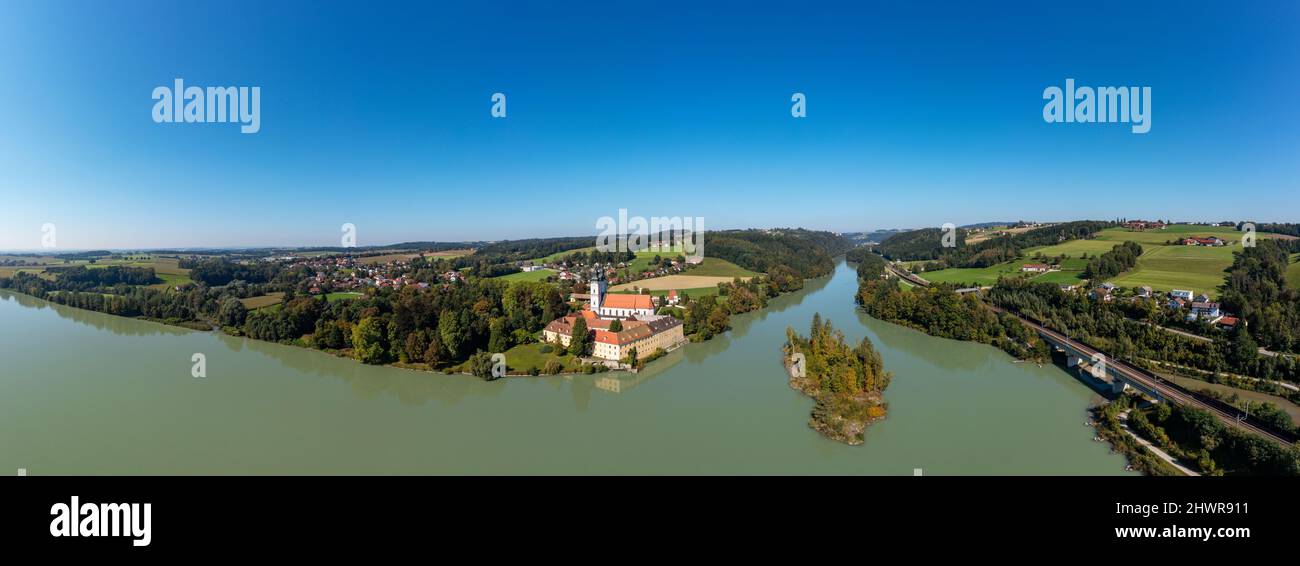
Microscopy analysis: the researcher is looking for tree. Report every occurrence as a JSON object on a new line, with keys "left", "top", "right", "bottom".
{"left": 217, "top": 297, "right": 247, "bottom": 327}
{"left": 468, "top": 351, "right": 497, "bottom": 380}
{"left": 352, "top": 316, "right": 388, "bottom": 364}
{"left": 625, "top": 346, "right": 638, "bottom": 368}
{"left": 569, "top": 317, "right": 590, "bottom": 356}
{"left": 608, "top": 319, "right": 622, "bottom": 332}
{"left": 707, "top": 307, "right": 730, "bottom": 335}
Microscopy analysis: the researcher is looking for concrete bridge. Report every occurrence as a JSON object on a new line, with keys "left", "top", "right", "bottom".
{"left": 881, "top": 261, "right": 1297, "bottom": 446}
{"left": 993, "top": 306, "right": 1297, "bottom": 447}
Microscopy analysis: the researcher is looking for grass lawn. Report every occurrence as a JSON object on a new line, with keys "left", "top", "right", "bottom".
{"left": 240, "top": 292, "right": 286, "bottom": 310}
{"left": 456, "top": 341, "right": 582, "bottom": 375}
{"left": 324, "top": 291, "right": 364, "bottom": 302}
{"left": 496, "top": 268, "right": 557, "bottom": 283}
{"left": 1287, "top": 253, "right": 1300, "bottom": 290}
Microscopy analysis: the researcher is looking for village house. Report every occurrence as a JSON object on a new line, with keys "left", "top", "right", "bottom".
{"left": 1182, "top": 236, "right": 1226, "bottom": 247}
{"left": 1124, "top": 220, "right": 1166, "bottom": 231}
{"left": 1169, "top": 289, "right": 1195, "bottom": 301}
{"left": 1188, "top": 301, "right": 1222, "bottom": 322}
{"left": 1021, "top": 263, "right": 1050, "bottom": 273}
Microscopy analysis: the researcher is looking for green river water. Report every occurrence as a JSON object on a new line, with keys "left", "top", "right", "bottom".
{"left": 0, "top": 260, "right": 1129, "bottom": 474}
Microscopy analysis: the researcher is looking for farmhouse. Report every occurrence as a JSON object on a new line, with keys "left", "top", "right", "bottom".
{"left": 1125, "top": 220, "right": 1166, "bottom": 231}
{"left": 1169, "top": 289, "right": 1195, "bottom": 301}
{"left": 1182, "top": 237, "right": 1226, "bottom": 247}
{"left": 1021, "top": 263, "right": 1051, "bottom": 273}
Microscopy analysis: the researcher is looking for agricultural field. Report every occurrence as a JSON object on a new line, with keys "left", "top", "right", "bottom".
{"left": 496, "top": 268, "right": 556, "bottom": 283}
{"left": 685, "top": 257, "right": 758, "bottom": 278}
{"left": 920, "top": 225, "right": 1267, "bottom": 292}
{"left": 1107, "top": 245, "right": 1236, "bottom": 297}
{"left": 239, "top": 292, "right": 285, "bottom": 310}
{"left": 609, "top": 285, "right": 720, "bottom": 298}
{"left": 0, "top": 267, "right": 50, "bottom": 279}
{"left": 532, "top": 246, "right": 596, "bottom": 264}
{"left": 610, "top": 275, "right": 739, "bottom": 292}
{"left": 325, "top": 292, "right": 364, "bottom": 302}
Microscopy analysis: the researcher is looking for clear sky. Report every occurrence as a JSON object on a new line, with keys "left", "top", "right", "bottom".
{"left": 1, "top": 0, "right": 1296, "bottom": 249}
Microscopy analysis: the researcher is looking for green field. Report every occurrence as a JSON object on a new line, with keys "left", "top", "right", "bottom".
{"left": 918, "top": 262, "right": 1023, "bottom": 286}
{"left": 1107, "top": 245, "right": 1236, "bottom": 297}
{"left": 1288, "top": 254, "right": 1300, "bottom": 290}
{"left": 921, "top": 225, "right": 1268, "bottom": 294}
{"left": 685, "top": 257, "right": 759, "bottom": 278}
{"left": 532, "top": 246, "right": 597, "bottom": 264}
{"left": 240, "top": 292, "right": 285, "bottom": 310}
{"left": 324, "top": 291, "right": 364, "bottom": 302}
{"left": 450, "top": 341, "right": 583, "bottom": 375}
{"left": 496, "top": 268, "right": 557, "bottom": 283}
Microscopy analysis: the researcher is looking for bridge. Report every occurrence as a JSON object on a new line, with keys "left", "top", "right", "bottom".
{"left": 884, "top": 262, "right": 1297, "bottom": 447}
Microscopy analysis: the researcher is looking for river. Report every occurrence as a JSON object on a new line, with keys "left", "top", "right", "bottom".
{"left": 0, "top": 260, "right": 1129, "bottom": 474}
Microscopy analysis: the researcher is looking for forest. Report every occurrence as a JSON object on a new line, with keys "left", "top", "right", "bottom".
{"left": 874, "top": 220, "right": 1113, "bottom": 268}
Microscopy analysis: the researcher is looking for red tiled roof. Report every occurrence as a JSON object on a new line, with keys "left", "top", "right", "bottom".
{"left": 601, "top": 294, "right": 654, "bottom": 310}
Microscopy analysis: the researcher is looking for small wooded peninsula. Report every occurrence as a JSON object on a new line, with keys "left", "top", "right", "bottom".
{"left": 782, "top": 313, "right": 892, "bottom": 445}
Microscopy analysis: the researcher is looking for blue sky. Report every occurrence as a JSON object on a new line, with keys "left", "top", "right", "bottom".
{"left": 1, "top": 0, "right": 1296, "bottom": 249}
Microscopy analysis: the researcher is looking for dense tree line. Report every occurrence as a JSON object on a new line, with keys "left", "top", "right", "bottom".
{"left": 875, "top": 221, "right": 1113, "bottom": 268}
{"left": 846, "top": 247, "right": 888, "bottom": 280}
{"left": 855, "top": 278, "right": 1048, "bottom": 360}
{"left": 1219, "top": 239, "right": 1300, "bottom": 354}
{"left": 705, "top": 229, "right": 853, "bottom": 280}
{"left": 181, "top": 257, "right": 288, "bottom": 286}
{"left": 42, "top": 265, "right": 159, "bottom": 288}
{"left": 1081, "top": 241, "right": 1142, "bottom": 280}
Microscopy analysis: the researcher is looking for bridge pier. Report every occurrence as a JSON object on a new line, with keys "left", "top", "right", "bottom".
{"left": 1111, "top": 380, "right": 1128, "bottom": 394}
{"left": 1067, "top": 354, "right": 1082, "bottom": 368}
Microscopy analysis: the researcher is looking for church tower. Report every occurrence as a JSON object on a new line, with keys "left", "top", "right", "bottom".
{"left": 590, "top": 267, "right": 607, "bottom": 314}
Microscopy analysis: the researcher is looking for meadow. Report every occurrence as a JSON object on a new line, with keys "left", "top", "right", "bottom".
{"left": 496, "top": 268, "right": 557, "bottom": 283}
{"left": 920, "top": 225, "right": 1272, "bottom": 295}
{"left": 239, "top": 292, "right": 286, "bottom": 310}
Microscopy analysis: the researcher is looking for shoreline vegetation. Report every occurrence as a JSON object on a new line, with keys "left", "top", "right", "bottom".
{"left": 782, "top": 313, "right": 892, "bottom": 445}
{"left": 0, "top": 229, "right": 854, "bottom": 380}
{"left": 847, "top": 224, "right": 1300, "bottom": 475}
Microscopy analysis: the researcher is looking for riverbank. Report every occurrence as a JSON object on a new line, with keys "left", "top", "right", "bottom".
{"left": 0, "top": 263, "right": 1133, "bottom": 475}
